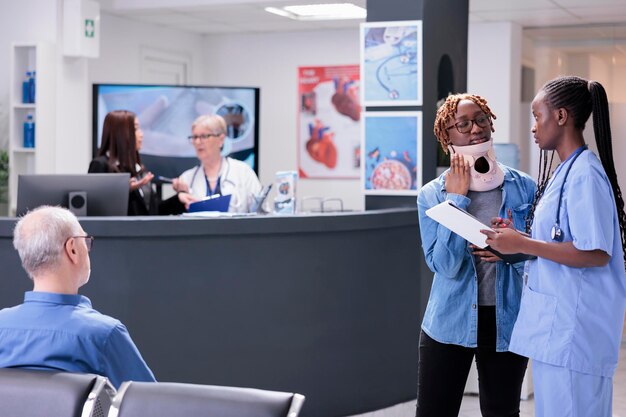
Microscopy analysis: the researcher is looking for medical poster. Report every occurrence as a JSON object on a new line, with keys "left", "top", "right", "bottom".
{"left": 362, "top": 111, "right": 422, "bottom": 195}
{"left": 298, "top": 65, "right": 361, "bottom": 179}
{"left": 360, "top": 20, "right": 423, "bottom": 107}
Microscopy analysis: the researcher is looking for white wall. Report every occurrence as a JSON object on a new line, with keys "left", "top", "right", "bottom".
{"left": 202, "top": 29, "right": 364, "bottom": 211}
{"left": 88, "top": 12, "right": 205, "bottom": 85}
{"left": 0, "top": 0, "right": 58, "bottom": 150}
{"left": 610, "top": 103, "right": 626, "bottom": 202}
{"left": 87, "top": 11, "right": 206, "bottom": 169}
{"left": 468, "top": 22, "right": 523, "bottom": 157}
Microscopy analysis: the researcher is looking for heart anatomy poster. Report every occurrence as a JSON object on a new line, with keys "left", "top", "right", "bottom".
{"left": 298, "top": 65, "right": 361, "bottom": 179}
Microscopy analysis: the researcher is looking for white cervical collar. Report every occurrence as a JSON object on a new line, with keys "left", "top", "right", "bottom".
{"left": 448, "top": 139, "right": 504, "bottom": 192}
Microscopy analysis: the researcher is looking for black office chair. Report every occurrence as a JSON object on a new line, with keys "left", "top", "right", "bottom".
{"left": 0, "top": 368, "right": 116, "bottom": 417}
{"left": 108, "top": 381, "right": 305, "bottom": 417}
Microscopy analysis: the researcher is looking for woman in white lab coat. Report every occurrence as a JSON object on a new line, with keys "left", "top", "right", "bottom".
{"left": 173, "top": 114, "right": 261, "bottom": 213}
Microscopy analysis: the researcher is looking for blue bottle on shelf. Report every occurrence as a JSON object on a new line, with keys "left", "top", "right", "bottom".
{"left": 23, "top": 114, "right": 35, "bottom": 148}
{"left": 29, "top": 71, "right": 36, "bottom": 103}
{"left": 22, "top": 71, "right": 31, "bottom": 104}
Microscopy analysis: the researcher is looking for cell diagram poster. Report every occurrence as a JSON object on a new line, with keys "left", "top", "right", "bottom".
{"left": 362, "top": 111, "right": 422, "bottom": 195}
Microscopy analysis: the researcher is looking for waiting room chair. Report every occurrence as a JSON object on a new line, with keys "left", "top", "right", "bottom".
{"left": 108, "top": 381, "right": 305, "bottom": 417}
{"left": 0, "top": 368, "right": 116, "bottom": 417}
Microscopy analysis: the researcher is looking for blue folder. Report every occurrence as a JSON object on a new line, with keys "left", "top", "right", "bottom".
{"left": 187, "top": 194, "right": 232, "bottom": 213}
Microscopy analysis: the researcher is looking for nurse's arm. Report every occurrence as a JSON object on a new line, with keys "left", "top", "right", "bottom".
{"left": 521, "top": 240, "right": 609, "bottom": 268}
{"left": 482, "top": 228, "right": 610, "bottom": 268}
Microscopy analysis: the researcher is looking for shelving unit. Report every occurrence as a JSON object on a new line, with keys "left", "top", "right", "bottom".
{"left": 8, "top": 43, "right": 56, "bottom": 215}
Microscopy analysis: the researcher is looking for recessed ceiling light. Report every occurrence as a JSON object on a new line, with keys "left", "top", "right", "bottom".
{"left": 265, "top": 3, "right": 366, "bottom": 21}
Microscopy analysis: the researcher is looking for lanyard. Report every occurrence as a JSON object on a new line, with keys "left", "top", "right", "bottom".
{"left": 204, "top": 175, "right": 221, "bottom": 197}
{"left": 190, "top": 158, "right": 229, "bottom": 197}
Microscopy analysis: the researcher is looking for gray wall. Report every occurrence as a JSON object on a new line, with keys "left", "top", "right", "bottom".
{"left": 364, "top": 0, "right": 468, "bottom": 382}
{"left": 0, "top": 210, "right": 422, "bottom": 417}
{"left": 365, "top": 0, "right": 468, "bottom": 209}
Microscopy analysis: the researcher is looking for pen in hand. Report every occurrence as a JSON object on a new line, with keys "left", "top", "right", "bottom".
{"left": 157, "top": 176, "right": 174, "bottom": 183}
{"left": 494, "top": 208, "right": 514, "bottom": 229}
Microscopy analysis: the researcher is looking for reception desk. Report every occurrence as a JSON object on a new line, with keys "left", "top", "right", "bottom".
{"left": 0, "top": 209, "right": 429, "bottom": 417}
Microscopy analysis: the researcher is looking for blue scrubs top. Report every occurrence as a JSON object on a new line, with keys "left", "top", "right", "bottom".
{"left": 509, "top": 149, "right": 626, "bottom": 377}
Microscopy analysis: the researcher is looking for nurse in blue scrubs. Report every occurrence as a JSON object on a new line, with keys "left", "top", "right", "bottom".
{"left": 482, "top": 75, "right": 626, "bottom": 417}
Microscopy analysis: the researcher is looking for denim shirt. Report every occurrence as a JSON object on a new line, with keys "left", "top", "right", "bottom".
{"left": 417, "top": 164, "right": 536, "bottom": 351}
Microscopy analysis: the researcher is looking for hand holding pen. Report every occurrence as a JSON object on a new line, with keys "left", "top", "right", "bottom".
{"left": 491, "top": 208, "right": 514, "bottom": 229}
{"left": 130, "top": 172, "right": 154, "bottom": 191}
{"left": 171, "top": 177, "right": 191, "bottom": 194}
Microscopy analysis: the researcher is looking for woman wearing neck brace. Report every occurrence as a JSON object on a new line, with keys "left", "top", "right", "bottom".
{"left": 415, "top": 94, "right": 536, "bottom": 417}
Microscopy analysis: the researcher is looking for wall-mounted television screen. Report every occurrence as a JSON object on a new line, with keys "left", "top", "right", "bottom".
{"left": 92, "top": 83, "right": 260, "bottom": 180}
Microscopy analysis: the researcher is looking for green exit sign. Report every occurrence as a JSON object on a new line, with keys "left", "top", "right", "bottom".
{"left": 85, "top": 19, "right": 95, "bottom": 38}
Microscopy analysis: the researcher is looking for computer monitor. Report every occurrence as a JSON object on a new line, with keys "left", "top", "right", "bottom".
{"left": 17, "top": 174, "right": 130, "bottom": 216}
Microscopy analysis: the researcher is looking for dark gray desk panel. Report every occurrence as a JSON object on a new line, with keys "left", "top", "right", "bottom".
{"left": 0, "top": 209, "right": 426, "bottom": 417}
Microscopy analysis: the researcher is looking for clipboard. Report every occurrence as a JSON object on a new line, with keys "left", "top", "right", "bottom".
{"left": 425, "top": 200, "right": 535, "bottom": 264}
{"left": 188, "top": 194, "right": 232, "bottom": 213}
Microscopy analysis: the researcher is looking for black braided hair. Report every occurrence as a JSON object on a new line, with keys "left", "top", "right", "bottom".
{"left": 588, "top": 80, "right": 626, "bottom": 266}
{"left": 525, "top": 149, "right": 555, "bottom": 234}
{"left": 529, "top": 75, "right": 626, "bottom": 265}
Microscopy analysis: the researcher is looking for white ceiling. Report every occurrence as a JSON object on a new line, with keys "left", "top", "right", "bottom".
{"left": 97, "top": 0, "right": 626, "bottom": 38}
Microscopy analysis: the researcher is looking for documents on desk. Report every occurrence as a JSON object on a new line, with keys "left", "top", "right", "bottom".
{"left": 182, "top": 211, "right": 256, "bottom": 218}
{"left": 425, "top": 200, "right": 534, "bottom": 264}
{"left": 187, "top": 194, "right": 232, "bottom": 213}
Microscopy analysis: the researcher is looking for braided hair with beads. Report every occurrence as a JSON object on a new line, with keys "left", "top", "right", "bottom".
{"left": 433, "top": 93, "right": 497, "bottom": 153}
{"left": 525, "top": 149, "right": 555, "bottom": 234}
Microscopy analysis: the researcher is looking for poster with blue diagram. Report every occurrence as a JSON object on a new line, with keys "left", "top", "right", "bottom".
{"left": 362, "top": 111, "right": 422, "bottom": 195}
{"left": 360, "top": 20, "right": 423, "bottom": 106}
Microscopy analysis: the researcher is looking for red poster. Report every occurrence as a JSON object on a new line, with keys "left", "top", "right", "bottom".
{"left": 298, "top": 65, "right": 361, "bottom": 179}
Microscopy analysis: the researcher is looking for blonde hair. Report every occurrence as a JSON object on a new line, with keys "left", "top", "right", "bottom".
{"left": 433, "top": 93, "right": 496, "bottom": 153}
{"left": 192, "top": 114, "right": 227, "bottom": 135}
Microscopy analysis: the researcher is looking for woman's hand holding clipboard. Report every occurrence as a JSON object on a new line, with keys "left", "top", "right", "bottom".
{"left": 425, "top": 200, "right": 534, "bottom": 264}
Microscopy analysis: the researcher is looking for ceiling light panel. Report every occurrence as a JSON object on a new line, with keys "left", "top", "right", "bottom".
{"left": 266, "top": 3, "right": 366, "bottom": 21}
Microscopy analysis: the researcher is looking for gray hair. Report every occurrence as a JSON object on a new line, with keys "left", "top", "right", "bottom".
{"left": 13, "top": 206, "right": 82, "bottom": 278}
{"left": 192, "top": 114, "right": 227, "bottom": 135}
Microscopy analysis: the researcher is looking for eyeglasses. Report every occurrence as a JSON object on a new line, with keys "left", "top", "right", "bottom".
{"left": 66, "top": 235, "right": 95, "bottom": 252}
{"left": 187, "top": 133, "right": 221, "bottom": 142}
{"left": 446, "top": 114, "right": 491, "bottom": 134}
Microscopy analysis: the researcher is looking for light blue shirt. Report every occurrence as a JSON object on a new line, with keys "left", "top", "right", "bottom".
{"left": 509, "top": 149, "right": 626, "bottom": 377}
{"left": 0, "top": 291, "right": 156, "bottom": 388}
{"left": 417, "top": 165, "right": 536, "bottom": 351}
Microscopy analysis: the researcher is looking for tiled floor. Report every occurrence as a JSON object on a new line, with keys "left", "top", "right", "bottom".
{"left": 349, "top": 343, "right": 626, "bottom": 417}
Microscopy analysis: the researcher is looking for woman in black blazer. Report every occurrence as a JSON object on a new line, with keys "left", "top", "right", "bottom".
{"left": 89, "top": 110, "right": 157, "bottom": 215}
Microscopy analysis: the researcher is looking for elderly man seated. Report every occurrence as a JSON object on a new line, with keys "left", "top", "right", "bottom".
{"left": 0, "top": 206, "right": 155, "bottom": 389}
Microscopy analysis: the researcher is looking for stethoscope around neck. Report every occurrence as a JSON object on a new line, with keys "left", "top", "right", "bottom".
{"left": 189, "top": 158, "right": 240, "bottom": 208}
{"left": 550, "top": 145, "right": 587, "bottom": 242}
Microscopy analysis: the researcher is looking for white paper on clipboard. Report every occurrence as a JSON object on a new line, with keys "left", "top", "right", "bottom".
{"left": 425, "top": 200, "right": 493, "bottom": 248}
